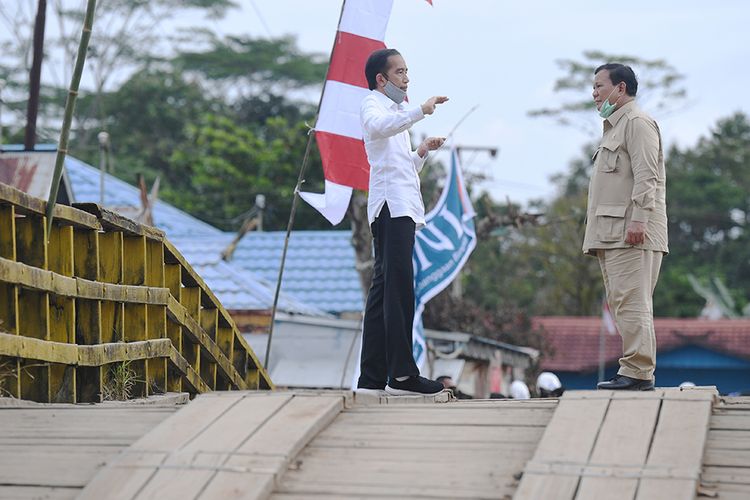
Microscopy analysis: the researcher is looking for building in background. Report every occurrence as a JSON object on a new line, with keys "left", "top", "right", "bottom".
{"left": 247, "top": 314, "right": 538, "bottom": 397}
{"left": 1, "top": 145, "right": 541, "bottom": 394}
{"left": 534, "top": 316, "right": 750, "bottom": 394}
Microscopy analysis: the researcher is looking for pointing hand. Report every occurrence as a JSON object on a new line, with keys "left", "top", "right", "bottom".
{"left": 421, "top": 96, "right": 449, "bottom": 115}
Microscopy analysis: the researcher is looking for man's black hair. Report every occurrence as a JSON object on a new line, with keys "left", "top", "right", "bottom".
{"left": 595, "top": 63, "right": 638, "bottom": 96}
{"left": 365, "top": 48, "right": 401, "bottom": 90}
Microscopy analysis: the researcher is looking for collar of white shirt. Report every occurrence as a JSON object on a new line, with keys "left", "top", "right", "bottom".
{"left": 371, "top": 89, "right": 402, "bottom": 111}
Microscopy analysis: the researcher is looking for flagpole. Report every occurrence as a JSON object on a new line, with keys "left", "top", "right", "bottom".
{"left": 599, "top": 321, "right": 607, "bottom": 382}
{"left": 264, "top": 0, "right": 348, "bottom": 370}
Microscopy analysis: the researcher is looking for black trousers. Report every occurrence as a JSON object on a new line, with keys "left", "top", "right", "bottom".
{"left": 358, "top": 203, "right": 420, "bottom": 389}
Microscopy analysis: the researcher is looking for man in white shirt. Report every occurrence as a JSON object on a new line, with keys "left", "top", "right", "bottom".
{"left": 357, "top": 48, "right": 448, "bottom": 396}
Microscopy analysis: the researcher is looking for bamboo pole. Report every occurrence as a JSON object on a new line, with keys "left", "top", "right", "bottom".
{"left": 45, "top": 0, "right": 97, "bottom": 239}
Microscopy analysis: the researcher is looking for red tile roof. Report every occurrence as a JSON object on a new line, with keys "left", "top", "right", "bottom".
{"left": 533, "top": 316, "right": 750, "bottom": 373}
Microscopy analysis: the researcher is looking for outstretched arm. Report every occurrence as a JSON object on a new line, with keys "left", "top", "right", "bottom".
{"left": 361, "top": 95, "right": 449, "bottom": 140}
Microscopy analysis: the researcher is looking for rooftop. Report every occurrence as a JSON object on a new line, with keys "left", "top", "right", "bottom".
{"left": 534, "top": 316, "right": 750, "bottom": 372}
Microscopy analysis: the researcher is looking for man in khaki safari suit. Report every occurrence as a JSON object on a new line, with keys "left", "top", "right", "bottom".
{"left": 584, "top": 63, "right": 668, "bottom": 391}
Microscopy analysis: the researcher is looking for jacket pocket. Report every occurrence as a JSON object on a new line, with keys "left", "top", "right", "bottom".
{"left": 597, "top": 138, "right": 621, "bottom": 173}
{"left": 595, "top": 204, "right": 627, "bottom": 242}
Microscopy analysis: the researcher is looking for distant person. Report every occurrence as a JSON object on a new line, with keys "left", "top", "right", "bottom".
{"left": 510, "top": 380, "right": 530, "bottom": 400}
{"left": 536, "top": 371, "right": 565, "bottom": 398}
{"left": 584, "top": 63, "right": 668, "bottom": 392}
{"left": 356, "top": 48, "right": 448, "bottom": 396}
{"left": 436, "top": 375, "right": 472, "bottom": 399}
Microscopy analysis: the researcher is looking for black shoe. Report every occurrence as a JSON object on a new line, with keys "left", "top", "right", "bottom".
{"left": 597, "top": 374, "right": 654, "bottom": 391}
{"left": 386, "top": 376, "right": 444, "bottom": 396}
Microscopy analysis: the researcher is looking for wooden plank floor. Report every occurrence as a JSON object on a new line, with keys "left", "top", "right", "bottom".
{"left": 6, "top": 389, "right": 740, "bottom": 500}
{"left": 514, "top": 388, "right": 717, "bottom": 500}
{"left": 78, "top": 391, "right": 348, "bottom": 500}
{"left": 0, "top": 398, "right": 182, "bottom": 499}
{"left": 700, "top": 396, "right": 750, "bottom": 500}
{"left": 272, "top": 397, "right": 558, "bottom": 500}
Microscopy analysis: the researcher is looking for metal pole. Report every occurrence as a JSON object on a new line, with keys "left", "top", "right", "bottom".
{"left": 97, "top": 131, "right": 109, "bottom": 206}
{"left": 598, "top": 323, "right": 606, "bottom": 382}
{"left": 24, "top": 0, "right": 47, "bottom": 151}
{"left": 0, "top": 79, "right": 5, "bottom": 150}
{"left": 255, "top": 194, "right": 265, "bottom": 231}
{"left": 264, "top": 130, "right": 315, "bottom": 370}
{"left": 263, "top": 0, "right": 347, "bottom": 370}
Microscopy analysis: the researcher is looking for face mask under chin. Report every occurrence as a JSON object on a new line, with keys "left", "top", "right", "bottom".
{"left": 383, "top": 79, "right": 407, "bottom": 104}
{"left": 598, "top": 87, "right": 622, "bottom": 119}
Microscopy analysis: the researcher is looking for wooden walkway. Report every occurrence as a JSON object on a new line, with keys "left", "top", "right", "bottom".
{"left": 272, "top": 396, "right": 556, "bottom": 499}
{"left": 515, "top": 388, "right": 716, "bottom": 500}
{"left": 700, "top": 396, "right": 750, "bottom": 499}
{"left": 2, "top": 388, "right": 749, "bottom": 499}
{"left": 0, "top": 395, "right": 183, "bottom": 499}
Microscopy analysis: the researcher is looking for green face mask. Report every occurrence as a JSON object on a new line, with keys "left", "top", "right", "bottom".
{"left": 598, "top": 87, "right": 621, "bottom": 118}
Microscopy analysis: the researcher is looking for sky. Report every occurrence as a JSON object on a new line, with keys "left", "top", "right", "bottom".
{"left": 3, "top": 1, "right": 749, "bottom": 207}
{"left": 189, "top": 0, "right": 750, "bottom": 207}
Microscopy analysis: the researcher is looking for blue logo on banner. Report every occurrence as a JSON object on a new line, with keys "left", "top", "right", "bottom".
{"left": 411, "top": 149, "right": 476, "bottom": 368}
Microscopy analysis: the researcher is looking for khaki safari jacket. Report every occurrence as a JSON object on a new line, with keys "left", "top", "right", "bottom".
{"left": 583, "top": 101, "right": 668, "bottom": 256}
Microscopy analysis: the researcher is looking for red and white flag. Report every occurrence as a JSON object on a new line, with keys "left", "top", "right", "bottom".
{"left": 299, "top": 0, "right": 394, "bottom": 224}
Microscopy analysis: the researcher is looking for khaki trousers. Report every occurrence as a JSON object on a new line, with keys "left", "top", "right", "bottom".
{"left": 597, "top": 248, "right": 663, "bottom": 380}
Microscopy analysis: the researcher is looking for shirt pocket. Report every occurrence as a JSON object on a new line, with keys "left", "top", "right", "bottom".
{"left": 596, "top": 137, "right": 622, "bottom": 173}
{"left": 595, "top": 203, "right": 627, "bottom": 242}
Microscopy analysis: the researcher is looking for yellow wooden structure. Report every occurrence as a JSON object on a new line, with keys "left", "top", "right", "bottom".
{"left": 0, "top": 182, "right": 272, "bottom": 403}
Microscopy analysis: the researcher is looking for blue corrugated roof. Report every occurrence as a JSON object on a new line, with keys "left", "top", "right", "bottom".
{"left": 171, "top": 231, "right": 365, "bottom": 314}
{"left": 5, "top": 145, "right": 363, "bottom": 314}
{"left": 174, "top": 240, "right": 325, "bottom": 315}
{"left": 65, "top": 155, "right": 222, "bottom": 239}
{"left": 3, "top": 145, "right": 333, "bottom": 316}
{"left": 229, "top": 231, "right": 364, "bottom": 313}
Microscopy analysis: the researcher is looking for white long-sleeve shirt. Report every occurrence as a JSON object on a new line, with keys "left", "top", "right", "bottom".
{"left": 360, "top": 90, "right": 428, "bottom": 228}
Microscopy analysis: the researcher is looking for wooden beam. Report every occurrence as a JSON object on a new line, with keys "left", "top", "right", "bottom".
{"left": 162, "top": 239, "right": 239, "bottom": 329}
{"left": 73, "top": 203, "right": 164, "bottom": 240}
{"left": 166, "top": 297, "right": 247, "bottom": 390}
{"left": 0, "top": 332, "right": 210, "bottom": 395}
{"left": 0, "top": 257, "right": 172, "bottom": 304}
{"left": 0, "top": 182, "right": 100, "bottom": 230}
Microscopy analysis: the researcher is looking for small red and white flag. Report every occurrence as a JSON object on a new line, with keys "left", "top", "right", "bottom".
{"left": 602, "top": 297, "right": 617, "bottom": 336}
{"left": 299, "top": 0, "right": 394, "bottom": 224}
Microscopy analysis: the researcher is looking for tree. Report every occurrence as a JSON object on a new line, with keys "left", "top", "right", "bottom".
{"left": 0, "top": 0, "right": 237, "bottom": 136}
{"left": 528, "top": 51, "right": 687, "bottom": 137}
{"left": 70, "top": 68, "right": 224, "bottom": 186}
{"left": 656, "top": 112, "right": 750, "bottom": 316}
{"left": 173, "top": 34, "right": 327, "bottom": 98}
{"left": 455, "top": 143, "right": 604, "bottom": 320}
{"left": 2, "top": 2, "right": 333, "bottom": 235}
{"left": 165, "top": 113, "right": 327, "bottom": 230}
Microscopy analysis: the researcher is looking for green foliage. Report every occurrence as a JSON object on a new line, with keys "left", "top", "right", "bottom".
{"left": 174, "top": 34, "right": 327, "bottom": 94}
{"left": 164, "top": 113, "right": 327, "bottom": 230}
{"left": 436, "top": 112, "right": 750, "bottom": 328}
{"left": 656, "top": 112, "right": 750, "bottom": 316}
{"left": 72, "top": 69, "right": 223, "bottom": 186}
{"left": 102, "top": 360, "right": 139, "bottom": 401}
{"left": 459, "top": 161, "right": 602, "bottom": 319}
